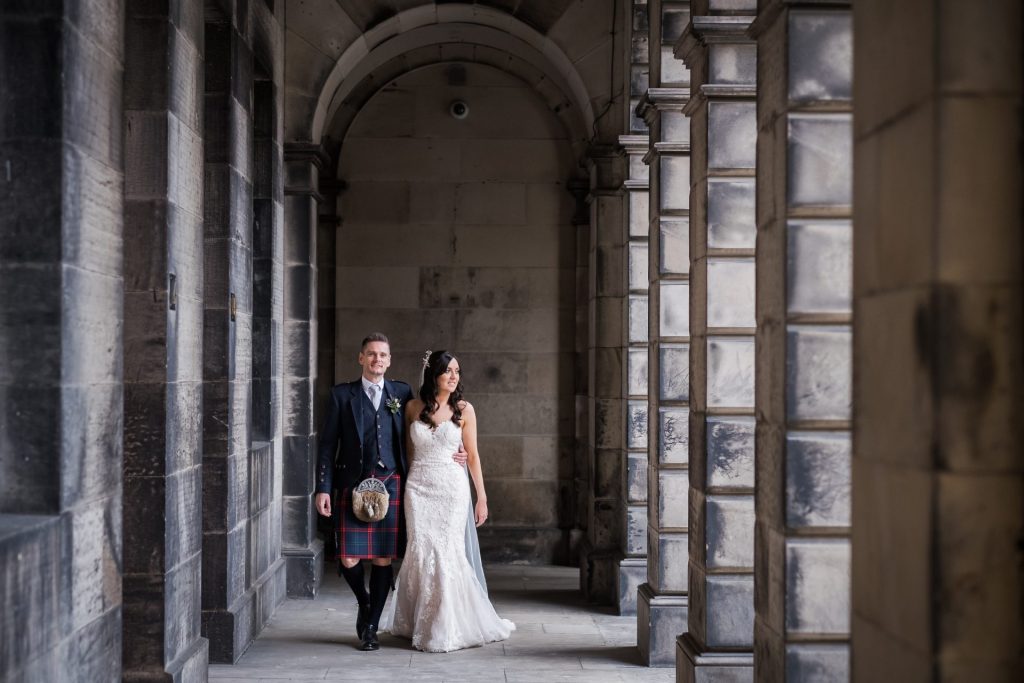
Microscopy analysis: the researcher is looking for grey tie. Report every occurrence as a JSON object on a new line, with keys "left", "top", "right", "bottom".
{"left": 368, "top": 383, "right": 381, "bottom": 410}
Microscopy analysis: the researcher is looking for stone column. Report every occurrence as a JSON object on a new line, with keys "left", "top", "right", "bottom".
{"left": 281, "top": 143, "right": 327, "bottom": 597}
{"left": 852, "top": 2, "right": 1023, "bottom": 679}
{"left": 751, "top": 2, "right": 853, "bottom": 679}
{"left": 201, "top": 17, "right": 287, "bottom": 662}
{"left": 615, "top": 0, "right": 652, "bottom": 618}
{"left": 618, "top": 134, "right": 650, "bottom": 615}
{"left": 580, "top": 149, "right": 627, "bottom": 606}
{"left": 0, "top": 1, "right": 124, "bottom": 680}
{"left": 121, "top": 1, "right": 210, "bottom": 679}
{"left": 676, "top": 6, "right": 758, "bottom": 680}
{"left": 637, "top": 0, "right": 693, "bottom": 666}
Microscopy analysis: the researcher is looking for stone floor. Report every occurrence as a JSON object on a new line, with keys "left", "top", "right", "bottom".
{"left": 209, "top": 565, "right": 673, "bottom": 682}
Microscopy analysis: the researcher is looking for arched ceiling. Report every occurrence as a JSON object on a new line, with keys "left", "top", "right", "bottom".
{"left": 285, "top": 0, "right": 623, "bottom": 149}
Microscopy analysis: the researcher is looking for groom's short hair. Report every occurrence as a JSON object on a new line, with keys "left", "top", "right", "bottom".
{"left": 361, "top": 332, "right": 390, "bottom": 350}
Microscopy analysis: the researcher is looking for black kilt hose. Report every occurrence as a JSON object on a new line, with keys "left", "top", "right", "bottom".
{"left": 335, "top": 472, "right": 405, "bottom": 559}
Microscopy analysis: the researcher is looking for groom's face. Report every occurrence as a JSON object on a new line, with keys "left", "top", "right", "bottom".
{"left": 358, "top": 341, "right": 391, "bottom": 380}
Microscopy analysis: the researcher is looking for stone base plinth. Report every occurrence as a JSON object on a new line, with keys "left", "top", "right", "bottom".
{"left": 637, "top": 583, "right": 688, "bottom": 667}
{"left": 205, "top": 557, "right": 287, "bottom": 663}
{"left": 285, "top": 539, "right": 324, "bottom": 599}
{"left": 676, "top": 633, "right": 753, "bottom": 683}
{"left": 616, "top": 557, "right": 646, "bottom": 615}
{"left": 579, "top": 543, "right": 619, "bottom": 606}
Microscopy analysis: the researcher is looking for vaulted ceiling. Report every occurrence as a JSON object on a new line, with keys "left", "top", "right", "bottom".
{"left": 336, "top": 1, "right": 581, "bottom": 35}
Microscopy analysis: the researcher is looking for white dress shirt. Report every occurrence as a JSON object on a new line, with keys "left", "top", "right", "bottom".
{"left": 361, "top": 376, "right": 384, "bottom": 410}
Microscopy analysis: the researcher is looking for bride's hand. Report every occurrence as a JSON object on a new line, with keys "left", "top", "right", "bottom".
{"left": 474, "top": 499, "right": 488, "bottom": 527}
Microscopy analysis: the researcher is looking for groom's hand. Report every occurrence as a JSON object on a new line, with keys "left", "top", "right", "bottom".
{"left": 315, "top": 492, "right": 331, "bottom": 517}
{"left": 452, "top": 448, "right": 468, "bottom": 466}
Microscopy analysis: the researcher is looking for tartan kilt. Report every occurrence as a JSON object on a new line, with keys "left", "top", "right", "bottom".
{"left": 334, "top": 472, "right": 405, "bottom": 559}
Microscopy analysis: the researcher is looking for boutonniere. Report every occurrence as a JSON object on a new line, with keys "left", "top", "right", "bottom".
{"left": 385, "top": 397, "right": 402, "bottom": 414}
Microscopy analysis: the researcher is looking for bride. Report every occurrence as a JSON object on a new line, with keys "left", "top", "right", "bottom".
{"left": 382, "top": 350, "right": 515, "bottom": 652}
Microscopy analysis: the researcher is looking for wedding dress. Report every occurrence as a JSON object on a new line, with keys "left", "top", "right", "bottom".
{"left": 381, "top": 419, "right": 515, "bottom": 652}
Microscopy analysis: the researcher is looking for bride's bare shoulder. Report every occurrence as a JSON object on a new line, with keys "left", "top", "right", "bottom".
{"left": 458, "top": 400, "right": 474, "bottom": 414}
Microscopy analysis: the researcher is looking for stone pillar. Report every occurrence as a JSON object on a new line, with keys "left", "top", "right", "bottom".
{"left": 580, "top": 149, "right": 627, "bottom": 606}
{"left": 852, "top": 2, "right": 1023, "bottom": 679}
{"left": 637, "top": 0, "right": 693, "bottom": 666}
{"left": 282, "top": 143, "right": 327, "bottom": 598}
{"left": 0, "top": 1, "right": 124, "bottom": 680}
{"left": 751, "top": 2, "right": 853, "bottom": 679}
{"left": 122, "top": 1, "right": 209, "bottom": 679}
{"left": 618, "top": 134, "right": 650, "bottom": 615}
{"left": 201, "top": 15, "right": 287, "bottom": 662}
{"left": 676, "top": 5, "right": 758, "bottom": 680}
{"left": 615, "top": 0, "right": 652, "bottom": 618}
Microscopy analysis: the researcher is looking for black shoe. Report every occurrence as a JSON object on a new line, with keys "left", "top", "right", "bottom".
{"left": 359, "top": 625, "right": 380, "bottom": 651}
{"left": 356, "top": 603, "right": 369, "bottom": 640}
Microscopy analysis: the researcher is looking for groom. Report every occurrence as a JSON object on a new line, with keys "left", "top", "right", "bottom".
{"left": 315, "top": 333, "right": 465, "bottom": 651}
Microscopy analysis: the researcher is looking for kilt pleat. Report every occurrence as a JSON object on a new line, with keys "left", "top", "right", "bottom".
{"left": 335, "top": 473, "right": 404, "bottom": 559}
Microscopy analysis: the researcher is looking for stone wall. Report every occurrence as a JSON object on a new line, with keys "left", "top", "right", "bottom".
{"left": 0, "top": 0, "right": 124, "bottom": 680}
{"left": 333, "top": 62, "right": 579, "bottom": 563}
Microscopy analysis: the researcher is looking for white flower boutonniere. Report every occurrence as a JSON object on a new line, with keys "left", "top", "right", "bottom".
{"left": 385, "top": 397, "right": 402, "bottom": 414}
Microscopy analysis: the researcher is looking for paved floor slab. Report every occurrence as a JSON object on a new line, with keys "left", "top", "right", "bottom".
{"left": 209, "top": 565, "right": 673, "bottom": 682}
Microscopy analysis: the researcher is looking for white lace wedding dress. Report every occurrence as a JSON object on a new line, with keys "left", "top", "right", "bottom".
{"left": 381, "top": 419, "right": 515, "bottom": 652}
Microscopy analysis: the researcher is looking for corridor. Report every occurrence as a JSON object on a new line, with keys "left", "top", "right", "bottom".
{"left": 209, "top": 566, "right": 672, "bottom": 682}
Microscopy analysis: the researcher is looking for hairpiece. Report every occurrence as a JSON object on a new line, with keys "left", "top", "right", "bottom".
{"left": 421, "top": 350, "right": 432, "bottom": 368}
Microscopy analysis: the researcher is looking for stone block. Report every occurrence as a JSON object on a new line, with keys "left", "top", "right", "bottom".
{"left": 708, "top": 179, "right": 756, "bottom": 249}
{"left": 707, "top": 336, "right": 754, "bottom": 408}
{"left": 655, "top": 533, "right": 689, "bottom": 593}
{"left": 710, "top": 43, "right": 757, "bottom": 86}
{"left": 785, "top": 538, "right": 850, "bottom": 635}
{"left": 628, "top": 295, "right": 649, "bottom": 343}
{"left": 627, "top": 452, "right": 648, "bottom": 503}
{"left": 617, "top": 558, "right": 646, "bottom": 615}
{"left": 454, "top": 308, "right": 565, "bottom": 353}
{"left": 659, "top": 155, "right": 690, "bottom": 211}
{"left": 164, "top": 552, "right": 202, "bottom": 666}
{"left": 787, "top": 113, "right": 852, "bottom": 207}
{"left": 659, "top": 343, "right": 690, "bottom": 402}
{"left": 637, "top": 585, "right": 688, "bottom": 667}
{"left": 786, "top": 431, "right": 851, "bottom": 528}
{"left": 851, "top": 458, "right": 932, "bottom": 654}
{"left": 787, "top": 220, "right": 852, "bottom": 314}
{"left": 0, "top": 18, "right": 62, "bottom": 140}
{"left": 0, "top": 516, "right": 61, "bottom": 680}
{"left": 660, "top": 217, "right": 690, "bottom": 275}
{"left": 629, "top": 242, "right": 650, "bottom": 290}
{"left": 59, "top": 383, "right": 123, "bottom": 511}
{"left": 706, "top": 495, "right": 754, "bottom": 569}
{"left": 627, "top": 400, "right": 648, "bottom": 450}
{"left": 853, "top": 289, "right": 933, "bottom": 467}
{"left": 937, "top": 97, "right": 1022, "bottom": 285}
{"left": 785, "top": 643, "right": 849, "bottom": 682}
{"left": 788, "top": 11, "right": 852, "bottom": 103}
{"left": 707, "top": 416, "right": 755, "bottom": 489}
{"left": 629, "top": 191, "right": 650, "bottom": 238}
{"left": 282, "top": 435, "right": 314, "bottom": 497}
{"left": 709, "top": 101, "right": 756, "bottom": 170}
{"left": 658, "top": 470, "right": 689, "bottom": 529}
{"left": 166, "top": 466, "right": 203, "bottom": 564}
{"left": 658, "top": 406, "right": 689, "bottom": 464}
{"left": 0, "top": 140, "right": 62, "bottom": 262}
{"left": 706, "top": 575, "right": 755, "bottom": 648}
{"left": 707, "top": 258, "right": 755, "bottom": 328}
{"left": 785, "top": 325, "right": 851, "bottom": 421}
{"left": 455, "top": 223, "right": 575, "bottom": 268}
{"left": 659, "top": 280, "right": 689, "bottom": 337}
{"left": 627, "top": 505, "right": 648, "bottom": 556}
{"left": 61, "top": 147, "right": 124, "bottom": 275}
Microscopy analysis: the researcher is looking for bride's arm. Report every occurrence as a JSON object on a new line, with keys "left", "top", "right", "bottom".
{"left": 404, "top": 400, "right": 420, "bottom": 465}
{"left": 461, "top": 403, "right": 489, "bottom": 527}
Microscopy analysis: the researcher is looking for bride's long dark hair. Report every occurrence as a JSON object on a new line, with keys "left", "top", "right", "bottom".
{"left": 418, "top": 350, "right": 464, "bottom": 427}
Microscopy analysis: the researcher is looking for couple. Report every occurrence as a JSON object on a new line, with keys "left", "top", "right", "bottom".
{"left": 314, "top": 333, "right": 515, "bottom": 653}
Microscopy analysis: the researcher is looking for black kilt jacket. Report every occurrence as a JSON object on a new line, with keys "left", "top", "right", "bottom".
{"left": 315, "top": 378, "right": 414, "bottom": 496}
